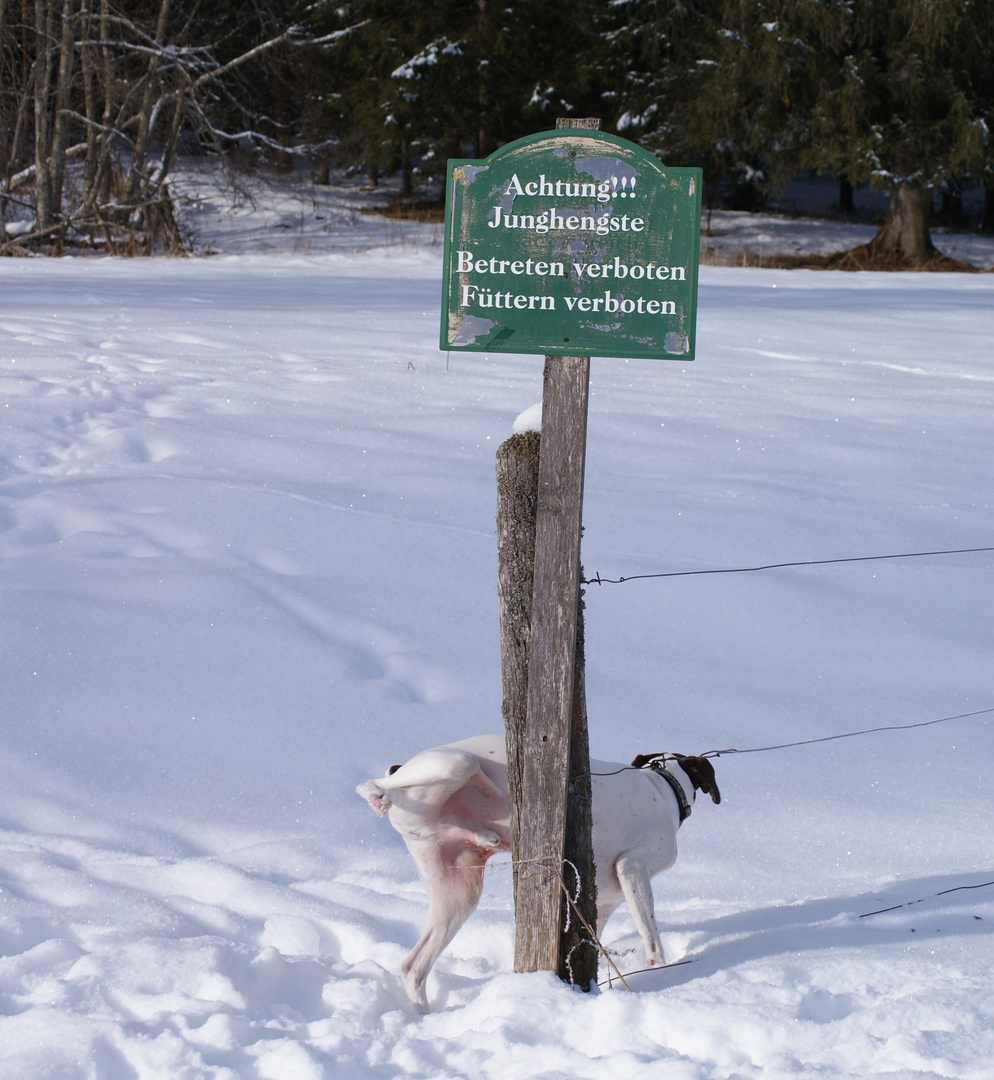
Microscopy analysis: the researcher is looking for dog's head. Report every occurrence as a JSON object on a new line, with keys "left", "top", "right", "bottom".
{"left": 675, "top": 754, "right": 721, "bottom": 804}
{"left": 631, "top": 752, "right": 721, "bottom": 805}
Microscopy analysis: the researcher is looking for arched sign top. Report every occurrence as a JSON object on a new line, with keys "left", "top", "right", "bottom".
{"left": 440, "top": 130, "right": 702, "bottom": 361}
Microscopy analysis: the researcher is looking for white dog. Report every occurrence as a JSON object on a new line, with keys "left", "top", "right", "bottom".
{"left": 357, "top": 734, "right": 720, "bottom": 1012}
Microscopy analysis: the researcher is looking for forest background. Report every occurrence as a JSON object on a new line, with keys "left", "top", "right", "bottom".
{"left": 2, "top": 0, "right": 993, "bottom": 264}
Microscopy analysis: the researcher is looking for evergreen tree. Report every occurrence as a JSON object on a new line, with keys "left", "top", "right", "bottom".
{"left": 313, "top": 0, "right": 604, "bottom": 195}
{"left": 788, "top": 0, "right": 992, "bottom": 262}
{"left": 601, "top": 0, "right": 797, "bottom": 213}
{"left": 605, "top": 0, "right": 994, "bottom": 263}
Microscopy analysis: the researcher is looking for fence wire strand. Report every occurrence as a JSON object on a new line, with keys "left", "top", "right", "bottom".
{"left": 583, "top": 545, "right": 994, "bottom": 586}
{"left": 702, "top": 705, "right": 994, "bottom": 759}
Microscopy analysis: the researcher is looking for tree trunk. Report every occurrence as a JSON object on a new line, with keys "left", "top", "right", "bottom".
{"left": 151, "top": 88, "right": 184, "bottom": 191}
{"left": 983, "top": 186, "right": 994, "bottom": 234}
{"left": 80, "top": 1, "right": 99, "bottom": 210}
{"left": 0, "top": 0, "right": 9, "bottom": 229}
{"left": 32, "top": 0, "right": 55, "bottom": 231}
{"left": 838, "top": 175, "right": 854, "bottom": 214}
{"left": 94, "top": 0, "right": 115, "bottom": 208}
{"left": 3, "top": 64, "right": 35, "bottom": 199}
{"left": 400, "top": 134, "right": 413, "bottom": 196}
{"left": 49, "top": 0, "right": 77, "bottom": 230}
{"left": 475, "top": 0, "right": 492, "bottom": 157}
{"left": 122, "top": 0, "right": 171, "bottom": 204}
{"left": 867, "top": 182, "right": 936, "bottom": 264}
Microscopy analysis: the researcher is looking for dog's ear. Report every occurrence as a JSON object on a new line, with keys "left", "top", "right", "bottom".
{"left": 676, "top": 755, "right": 721, "bottom": 804}
{"left": 630, "top": 752, "right": 663, "bottom": 769}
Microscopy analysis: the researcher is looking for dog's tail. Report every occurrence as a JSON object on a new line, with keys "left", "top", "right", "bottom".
{"left": 356, "top": 780, "right": 391, "bottom": 816}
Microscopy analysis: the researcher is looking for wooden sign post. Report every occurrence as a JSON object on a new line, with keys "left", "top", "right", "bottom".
{"left": 515, "top": 346, "right": 592, "bottom": 975}
{"left": 442, "top": 118, "right": 702, "bottom": 988}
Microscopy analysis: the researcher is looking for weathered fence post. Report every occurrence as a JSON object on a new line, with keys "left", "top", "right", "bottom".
{"left": 511, "top": 352, "right": 593, "bottom": 978}
{"left": 497, "top": 427, "right": 597, "bottom": 988}
{"left": 496, "top": 430, "right": 540, "bottom": 909}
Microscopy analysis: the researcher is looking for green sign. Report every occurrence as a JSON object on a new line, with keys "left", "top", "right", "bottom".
{"left": 440, "top": 129, "right": 702, "bottom": 361}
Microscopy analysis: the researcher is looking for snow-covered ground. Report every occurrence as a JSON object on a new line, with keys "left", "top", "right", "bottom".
{"left": 699, "top": 209, "right": 994, "bottom": 269}
{"left": 169, "top": 162, "right": 444, "bottom": 258}
{"left": 165, "top": 160, "right": 994, "bottom": 269}
{"left": 2, "top": 171, "right": 993, "bottom": 1079}
{"left": 7, "top": 158, "right": 994, "bottom": 268}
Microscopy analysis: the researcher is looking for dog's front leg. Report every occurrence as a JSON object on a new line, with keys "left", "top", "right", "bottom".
{"left": 615, "top": 854, "right": 664, "bottom": 966}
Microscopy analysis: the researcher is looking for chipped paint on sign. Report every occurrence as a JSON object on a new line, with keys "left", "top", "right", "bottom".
{"left": 440, "top": 130, "right": 701, "bottom": 360}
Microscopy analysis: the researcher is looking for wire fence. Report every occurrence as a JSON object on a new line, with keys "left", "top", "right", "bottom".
{"left": 579, "top": 544, "right": 992, "bottom": 759}
{"left": 582, "top": 545, "right": 994, "bottom": 586}
{"left": 700, "top": 705, "right": 994, "bottom": 759}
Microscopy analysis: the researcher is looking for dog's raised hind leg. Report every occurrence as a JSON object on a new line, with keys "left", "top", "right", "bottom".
{"left": 400, "top": 839, "right": 490, "bottom": 1013}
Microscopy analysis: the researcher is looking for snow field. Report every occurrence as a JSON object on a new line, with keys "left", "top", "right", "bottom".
{"left": 1, "top": 251, "right": 992, "bottom": 1078}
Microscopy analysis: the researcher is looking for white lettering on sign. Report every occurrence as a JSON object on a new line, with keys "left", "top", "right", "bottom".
{"left": 456, "top": 250, "right": 566, "bottom": 276}
{"left": 487, "top": 206, "right": 645, "bottom": 234}
{"left": 456, "top": 285, "right": 679, "bottom": 317}
{"left": 501, "top": 172, "right": 640, "bottom": 202}
{"left": 571, "top": 258, "right": 686, "bottom": 282}
{"left": 562, "top": 294, "right": 676, "bottom": 315}
{"left": 460, "top": 285, "right": 556, "bottom": 310}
